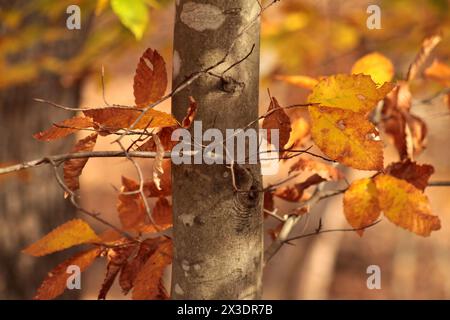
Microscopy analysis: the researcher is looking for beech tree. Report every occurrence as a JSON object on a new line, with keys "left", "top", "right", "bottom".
{"left": 0, "top": 0, "right": 449, "bottom": 300}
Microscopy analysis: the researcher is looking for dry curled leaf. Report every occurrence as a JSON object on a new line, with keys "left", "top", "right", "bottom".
{"left": 289, "top": 158, "right": 343, "bottom": 181}
{"left": 83, "top": 107, "right": 177, "bottom": 131}
{"left": 262, "top": 97, "right": 291, "bottom": 148}
{"left": 33, "top": 116, "right": 94, "bottom": 141}
{"left": 181, "top": 96, "right": 198, "bottom": 128}
{"left": 407, "top": 34, "right": 442, "bottom": 82}
{"left": 152, "top": 134, "right": 164, "bottom": 191}
{"left": 424, "top": 59, "right": 450, "bottom": 87}
{"left": 34, "top": 248, "right": 101, "bottom": 300}
{"left": 343, "top": 178, "right": 381, "bottom": 236}
{"left": 133, "top": 48, "right": 168, "bottom": 108}
{"left": 385, "top": 159, "right": 434, "bottom": 191}
{"left": 132, "top": 239, "right": 172, "bottom": 300}
{"left": 374, "top": 174, "right": 441, "bottom": 237}
{"left": 23, "top": 219, "right": 99, "bottom": 257}
{"left": 274, "top": 174, "right": 325, "bottom": 202}
{"left": 64, "top": 133, "right": 97, "bottom": 193}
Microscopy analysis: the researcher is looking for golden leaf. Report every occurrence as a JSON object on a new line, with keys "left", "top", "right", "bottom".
{"left": 351, "top": 52, "right": 394, "bottom": 85}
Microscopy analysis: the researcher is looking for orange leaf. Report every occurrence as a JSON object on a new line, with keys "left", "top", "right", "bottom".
{"left": 274, "top": 174, "right": 325, "bottom": 202}
{"left": 153, "top": 197, "right": 172, "bottom": 225}
{"left": 138, "top": 127, "right": 177, "bottom": 152}
{"left": 283, "top": 117, "right": 310, "bottom": 151}
{"left": 407, "top": 34, "right": 442, "bottom": 82}
{"left": 117, "top": 177, "right": 147, "bottom": 231}
{"left": 386, "top": 159, "right": 434, "bottom": 191}
{"left": 289, "top": 158, "right": 343, "bottom": 181}
{"left": 424, "top": 59, "right": 450, "bottom": 87}
{"left": 181, "top": 96, "right": 198, "bottom": 128}
{"left": 132, "top": 239, "right": 172, "bottom": 300}
{"left": 63, "top": 133, "right": 97, "bottom": 193}
{"left": 34, "top": 248, "right": 101, "bottom": 300}
{"left": 23, "top": 219, "right": 100, "bottom": 257}
{"left": 374, "top": 174, "right": 441, "bottom": 237}
{"left": 343, "top": 178, "right": 381, "bottom": 236}
{"left": 152, "top": 134, "right": 164, "bottom": 191}
{"left": 262, "top": 97, "right": 291, "bottom": 148}
{"left": 33, "top": 116, "right": 94, "bottom": 141}
{"left": 133, "top": 48, "right": 168, "bottom": 108}
{"left": 83, "top": 107, "right": 177, "bottom": 131}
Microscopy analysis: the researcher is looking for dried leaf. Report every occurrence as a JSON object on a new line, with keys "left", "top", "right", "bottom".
{"left": 133, "top": 48, "right": 167, "bottom": 108}
{"left": 276, "top": 75, "right": 319, "bottom": 90}
{"left": 137, "top": 127, "right": 177, "bottom": 152}
{"left": 119, "top": 238, "right": 161, "bottom": 294}
{"left": 153, "top": 197, "right": 172, "bottom": 225}
{"left": 33, "top": 116, "right": 94, "bottom": 141}
{"left": 385, "top": 159, "right": 434, "bottom": 191}
{"left": 132, "top": 239, "right": 172, "bottom": 300}
{"left": 63, "top": 133, "right": 97, "bottom": 193}
{"left": 274, "top": 174, "right": 325, "bottom": 202}
{"left": 343, "top": 178, "right": 381, "bottom": 236}
{"left": 351, "top": 52, "right": 394, "bottom": 85}
{"left": 181, "top": 96, "right": 198, "bottom": 128}
{"left": 262, "top": 97, "right": 291, "bottom": 148}
{"left": 34, "top": 248, "right": 101, "bottom": 300}
{"left": 289, "top": 158, "right": 343, "bottom": 181}
{"left": 23, "top": 219, "right": 99, "bottom": 257}
{"left": 374, "top": 174, "right": 441, "bottom": 237}
{"left": 308, "top": 106, "right": 383, "bottom": 170}
{"left": 118, "top": 177, "right": 147, "bottom": 231}
{"left": 152, "top": 134, "right": 164, "bottom": 191}
{"left": 83, "top": 107, "right": 177, "bottom": 131}
{"left": 283, "top": 117, "right": 310, "bottom": 151}
{"left": 407, "top": 34, "right": 442, "bottom": 82}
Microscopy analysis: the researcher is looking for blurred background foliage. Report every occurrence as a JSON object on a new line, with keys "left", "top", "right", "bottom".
{"left": 0, "top": 0, "right": 449, "bottom": 299}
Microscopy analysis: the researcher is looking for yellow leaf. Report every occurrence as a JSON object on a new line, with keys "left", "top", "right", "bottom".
{"left": 351, "top": 52, "right": 394, "bottom": 86}
{"left": 276, "top": 75, "right": 318, "bottom": 90}
{"left": 308, "top": 74, "right": 394, "bottom": 114}
{"left": 343, "top": 178, "right": 381, "bottom": 236}
{"left": 34, "top": 248, "right": 101, "bottom": 300}
{"left": 23, "top": 219, "right": 100, "bottom": 257}
{"left": 309, "top": 106, "right": 383, "bottom": 170}
{"left": 374, "top": 174, "right": 441, "bottom": 237}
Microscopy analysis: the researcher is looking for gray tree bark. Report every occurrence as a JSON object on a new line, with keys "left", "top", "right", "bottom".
{"left": 171, "top": 0, "right": 263, "bottom": 299}
{"left": 0, "top": 0, "right": 89, "bottom": 299}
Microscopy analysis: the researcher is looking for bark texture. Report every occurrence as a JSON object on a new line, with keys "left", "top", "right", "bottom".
{"left": 171, "top": 0, "right": 263, "bottom": 299}
{"left": 0, "top": 1, "right": 89, "bottom": 299}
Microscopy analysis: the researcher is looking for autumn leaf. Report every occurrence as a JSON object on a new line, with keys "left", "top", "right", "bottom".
{"left": 64, "top": 133, "right": 97, "bottom": 193}
{"left": 133, "top": 48, "right": 168, "bottom": 108}
{"left": 152, "top": 134, "right": 164, "bottom": 191}
{"left": 308, "top": 106, "right": 383, "bottom": 170}
{"left": 374, "top": 174, "right": 441, "bottom": 237}
{"left": 386, "top": 159, "right": 434, "bottom": 191}
{"left": 274, "top": 174, "right": 325, "bottom": 202}
{"left": 407, "top": 34, "right": 442, "bottom": 82}
{"left": 289, "top": 158, "right": 343, "bottom": 181}
{"left": 132, "top": 239, "right": 172, "bottom": 300}
{"left": 276, "top": 75, "right": 319, "bottom": 90}
{"left": 153, "top": 197, "right": 172, "bottom": 225}
{"left": 351, "top": 52, "right": 394, "bottom": 85}
{"left": 23, "top": 219, "right": 100, "bottom": 257}
{"left": 307, "top": 74, "right": 394, "bottom": 114}
{"left": 117, "top": 177, "right": 147, "bottom": 231}
{"left": 283, "top": 117, "right": 310, "bottom": 151}
{"left": 33, "top": 116, "right": 94, "bottom": 141}
{"left": 83, "top": 107, "right": 177, "bottom": 131}
{"left": 424, "top": 59, "right": 450, "bottom": 87}
{"left": 98, "top": 241, "right": 137, "bottom": 300}
{"left": 343, "top": 178, "right": 381, "bottom": 236}
{"left": 262, "top": 96, "right": 291, "bottom": 148}
{"left": 181, "top": 96, "right": 198, "bottom": 128}
{"left": 119, "top": 238, "right": 161, "bottom": 295}
{"left": 34, "top": 248, "right": 101, "bottom": 300}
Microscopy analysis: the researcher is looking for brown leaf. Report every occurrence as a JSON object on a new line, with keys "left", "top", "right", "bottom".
{"left": 152, "top": 134, "right": 164, "bottom": 191}
{"left": 117, "top": 177, "right": 147, "bottom": 231}
{"left": 263, "top": 192, "right": 274, "bottom": 213}
{"left": 33, "top": 116, "right": 94, "bottom": 141}
{"left": 132, "top": 239, "right": 172, "bottom": 300}
{"left": 262, "top": 97, "right": 291, "bottom": 148}
{"left": 138, "top": 127, "right": 177, "bottom": 152}
{"left": 63, "top": 133, "right": 97, "bottom": 193}
{"left": 289, "top": 158, "right": 343, "bottom": 181}
{"left": 181, "top": 96, "right": 198, "bottom": 128}
{"left": 153, "top": 197, "right": 172, "bottom": 225}
{"left": 119, "top": 238, "right": 161, "bottom": 295}
{"left": 424, "top": 59, "right": 450, "bottom": 87}
{"left": 133, "top": 48, "right": 168, "bottom": 108}
{"left": 34, "top": 248, "right": 101, "bottom": 300}
{"left": 98, "top": 242, "right": 137, "bottom": 300}
{"left": 274, "top": 174, "right": 325, "bottom": 202}
{"left": 386, "top": 159, "right": 434, "bottom": 191}
{"left": 407, "top": 34, "right": 442, "bottom": 82}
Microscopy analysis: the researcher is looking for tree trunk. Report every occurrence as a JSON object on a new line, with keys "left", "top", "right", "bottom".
{"left": 0, "top": 1, "right": 89, "bottom": 299}
{"left": 171, "top": 0, "right": 263, "bottom": 299}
